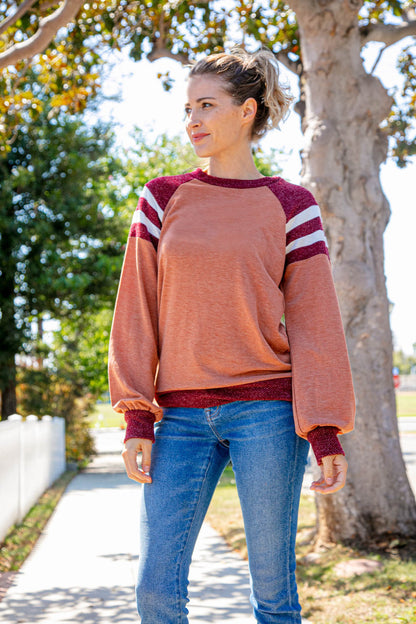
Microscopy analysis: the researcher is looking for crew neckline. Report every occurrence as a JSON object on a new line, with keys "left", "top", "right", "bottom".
{"left": 194, "top": 167, "right": 281, "bottom": 189}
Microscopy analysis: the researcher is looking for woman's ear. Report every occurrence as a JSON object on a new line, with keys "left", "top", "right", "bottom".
{"left": 241, "top": 97, "right": 257, "bottom": 126}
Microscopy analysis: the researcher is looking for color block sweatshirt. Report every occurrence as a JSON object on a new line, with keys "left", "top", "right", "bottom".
{"left": 108, "top": 168, "right": 355, "bottom": 464}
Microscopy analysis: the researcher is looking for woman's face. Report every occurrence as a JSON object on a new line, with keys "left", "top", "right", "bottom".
{"left": 185, "top": 74, "right": 255, "bottom": 159}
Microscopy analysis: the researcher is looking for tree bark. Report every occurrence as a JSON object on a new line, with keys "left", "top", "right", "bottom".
{"left": 290, "top": 0, "right": 416, "bottom": 543}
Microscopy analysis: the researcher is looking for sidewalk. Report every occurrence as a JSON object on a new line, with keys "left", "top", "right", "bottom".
{"left": 0, "top": 429, "right": 262, "bottom": 623}
{"left": 0, "top": 423, "right": 414, "bottom": 624}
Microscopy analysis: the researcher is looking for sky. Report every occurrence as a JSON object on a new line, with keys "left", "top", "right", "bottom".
{"left": 93, "top": 37, "right": 416, "bottom": 355}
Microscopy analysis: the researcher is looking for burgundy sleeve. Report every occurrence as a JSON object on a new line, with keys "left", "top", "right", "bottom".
{"left": 307, "top": 426, "right": 345, "bottom": 465}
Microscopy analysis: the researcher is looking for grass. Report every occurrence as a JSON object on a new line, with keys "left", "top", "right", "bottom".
{"left": 88, "top": 403, "right": 125, "bottom": 429}
{"left": 0, "top": 469, "right": 77, "bottom": 573}
{"left": 397, "top": 392, "right": 416, "bottom": 418}
{"left": 206, "top": 465, "right": 416, "bottom": 624}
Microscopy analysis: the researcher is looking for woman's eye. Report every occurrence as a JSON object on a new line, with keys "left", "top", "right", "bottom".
{"left": 202, "top": 102, "right": 212, "bottom": 108}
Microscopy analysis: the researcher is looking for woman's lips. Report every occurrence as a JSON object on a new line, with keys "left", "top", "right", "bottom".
{"left": 192, "top": 133, "right": 209, "bottom": 142}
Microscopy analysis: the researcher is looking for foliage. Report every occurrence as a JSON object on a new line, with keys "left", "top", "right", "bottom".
{"left": 0, "top": 92, "right": 125, "bottom": 417}
{"left": 359, "top": 0, "right": 412, "bottom": 22}
{"left": 0, "top": 1, "right": 415, "bottom": 164}
{"left": 118, "top": 128, "right": 201, "bottom": 213}
{"left": 0, "top": 2, "right": 103, "bottom": 152}
{"left": 0, "top": 110, "right": 123, "bottom": 320}
{"left": 253, "top": 144, "right": 287, "bottom": 177}
{"left": 388, "top": 42, "right": 416, "bottom": 167}
{"left": 64, "top": 399, "right": 97, "bottom": 467}
{"left": 54, "top": 310, "right": 114, "bottom": 399}
{"left": 394, "top": 349, "right": 416, "bottom": 374}
{"left": 16, "top": 309, "right": 116, "bottom": 463}
{"left": 16, "top": 364, "right": 97, "bottom": 466}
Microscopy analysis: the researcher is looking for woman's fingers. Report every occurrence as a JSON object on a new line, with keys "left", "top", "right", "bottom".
{"left": 310, "top": 454, "right": 347, "bottom": 495}
{"left": 141, "top": 440, "right": 152, "bottom": 474}
{"left": 122, "top": 438, "right": 153, "bottom": 484}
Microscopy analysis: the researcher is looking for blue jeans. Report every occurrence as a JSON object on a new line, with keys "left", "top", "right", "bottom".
{"left": 136, "top": 400, "right": 310, "bottom": 623}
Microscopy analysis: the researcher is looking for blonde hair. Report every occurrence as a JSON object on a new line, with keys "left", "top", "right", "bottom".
{"left": 188, "top": 46, "right": 294, "bottom": 141}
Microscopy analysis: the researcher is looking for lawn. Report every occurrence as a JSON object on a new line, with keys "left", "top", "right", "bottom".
{"left": 397, "top": 392, "right": 416, "bottom": 417}
{"left": 206, "top": 465, "right": 416, "bottom": 624}
{"left": 88, "top": 403, "right": 125, "bottom": 429}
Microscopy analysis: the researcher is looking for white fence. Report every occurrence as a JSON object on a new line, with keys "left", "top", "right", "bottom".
{"left": 0, "top": 414, "right": 66, "bottom": 543}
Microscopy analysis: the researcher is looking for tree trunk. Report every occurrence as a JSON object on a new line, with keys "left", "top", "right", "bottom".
{"left": 291, "top": 0, "right": 416, "bottom": 542}
{"left": 1, "top": 361, "right": 17, "bottom": 420}
{"left": 0, "top": 197, "right": 20, "bottom": 421}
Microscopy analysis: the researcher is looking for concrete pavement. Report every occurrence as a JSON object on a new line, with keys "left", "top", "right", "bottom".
{"left": 398, "top": 418, "right": 416, "bottom": 494}
{"left": 0, "top": 421, "right": 415, "bottom": 623}
{"left": 0, "top": 429, "right": 271, "bottom": 623}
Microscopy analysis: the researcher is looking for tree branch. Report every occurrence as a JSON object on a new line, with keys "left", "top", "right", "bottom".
{"left": 0, "top": 0, "right": 84, "bottom": 70}
{"left": 0, "top": 0, "right": 38, "bottom": 36}
{"left": 147, "top": 44, "right": 189, "bottom": 65}
{"left": 360, "top": 18, "right": 416, "bottom": 47}
{"left": 147, "top": 11, "right": 189, "bottom": 65}
{"left": 369, "top": 43, "right": 388, "bottom": 74}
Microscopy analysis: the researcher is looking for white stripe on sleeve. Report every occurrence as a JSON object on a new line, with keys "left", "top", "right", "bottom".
{"left": 286, "top": 204, "right": 321, "bottom": 234}
{"left": 286, "top": 230, "right": 328, "bottom": 255}
{"left": 142, "top": 186, "right": 164, "bottom": 223}
{"left": 131, "top": 207, "right": 161, "bottom": 239}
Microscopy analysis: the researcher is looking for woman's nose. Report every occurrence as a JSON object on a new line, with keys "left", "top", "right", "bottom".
{"left": 187, "top": 112, "right": 201, "bottom": 128}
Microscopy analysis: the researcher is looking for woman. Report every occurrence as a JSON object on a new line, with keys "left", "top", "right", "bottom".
{"left": 108, "top": 47, "right": 355, "bottom": 624}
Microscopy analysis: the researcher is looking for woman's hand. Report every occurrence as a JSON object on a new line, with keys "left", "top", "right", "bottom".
{"left": 122, "top": 438, "right": 153, "bottom": 484}
{"left": 310, "top": 453, "right": 347, "bottom": 495}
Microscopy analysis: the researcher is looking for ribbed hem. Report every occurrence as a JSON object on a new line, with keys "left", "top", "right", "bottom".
{"left": 124, "top": 410, "right": 156, "bottom": 443}
{"left": 307, "top": 426, "right": 344, "bottom": 465}
{"left": 156, "top": 376, "right": 292, "bottom": 408}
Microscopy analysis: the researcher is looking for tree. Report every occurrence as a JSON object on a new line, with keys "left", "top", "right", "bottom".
{"left": 1, "top": 2, "right": 415, "bottom": 163}
{"left": 285, "top": 0, "right": 416, "bottom": 545}
{"left": 0, "top": 103, "right": 125, "bottom": 419}
{"left": 2, "top": 0, "right": 416, "bottom": 544}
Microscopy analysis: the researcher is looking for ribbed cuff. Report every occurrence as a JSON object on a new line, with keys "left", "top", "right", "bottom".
{"left": 124, "top": 410, "right": 156, "bottom": 443}
{"left": 307, "top": 426, "right": 345, "bottom": 465}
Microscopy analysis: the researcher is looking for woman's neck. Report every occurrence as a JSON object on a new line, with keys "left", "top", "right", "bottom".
{"left": 206, "top": 152, "right": 264, "bottom": 180}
